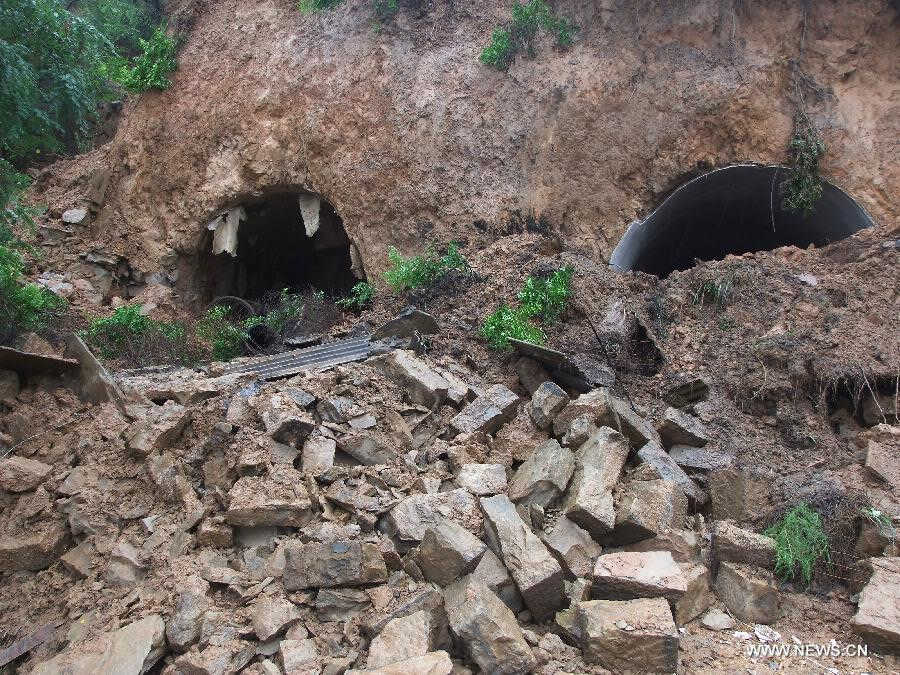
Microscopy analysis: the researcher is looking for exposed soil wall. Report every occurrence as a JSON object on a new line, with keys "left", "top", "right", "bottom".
{"left": 30, "top": 0, "right": 898, "bottom": 302}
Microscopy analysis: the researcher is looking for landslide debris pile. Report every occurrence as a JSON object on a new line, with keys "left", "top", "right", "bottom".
{"left": 1, "top": 330, "right": 897, "bottom": 673}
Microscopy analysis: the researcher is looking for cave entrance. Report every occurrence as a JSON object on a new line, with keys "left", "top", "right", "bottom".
{"left": 610, "top": 165, "right": 875, "bottom": 278}
{"left": 200, "top": 191, "right": 357, "bottom": 302}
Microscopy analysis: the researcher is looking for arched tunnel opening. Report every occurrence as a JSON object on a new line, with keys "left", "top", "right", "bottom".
{"left": 610, "top": 165, "right": 876, "bottom": 278}
{"left": 198, "top": 190, "right": 358, "bottom": 302}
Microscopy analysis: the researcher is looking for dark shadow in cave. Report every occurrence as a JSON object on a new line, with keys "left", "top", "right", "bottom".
{"left": 199, "top": 191, "right": 357, "bottom": 302}
{"left": 610, "top": 165, "right": 876, "bottom": 278}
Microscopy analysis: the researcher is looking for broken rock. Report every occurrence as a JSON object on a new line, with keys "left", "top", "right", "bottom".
{"left": 444, "top": 574, "right": 536, "bottom": 675}
{"left": 529, "top": 381, "right": 570, "bottom": 430}
{"left": 350, "top": 651, "right": 453, "bottom": 675}
{"left": 712, "top": 520, "right": 776, "bottom": 569}
{"left": 715, "top": 562, "right": 779, "bottom": 624}
{"left": 166, "top": 575, "right": 210, "bottom": 651}
{"left": 367, "top": 609, "right": 446, "bottom": 669}
{"left": 0, "top": 456, "right": 52, "bottom": 492}
{"left": 852, "top": 557, "right": 900, "bottom": 652}
{"left": 124, "top": 401, "right": 191, "bottom": 457}
{"left": 865, "top": 439, "right": 900, "bottom": 487}
{"left": 542, "top": 516, "right": 602, "bottom": 579}
{"left": 481, "top": 494, "right": 565, "bottom": 620}
{"left": 553, "top": 388, "right": 653, "bottom": 449}
{"left": 572, "top": 597, "right": 678, "bottom": 672}
{"left": 417, "top": 519, "right": 488, "bottom": 586}
{"left": 455, "top": 463, "right": 507, "bottom": 496}
{"left": 383, "top": 488, "right": 480, "bottom": 549}
{"left": 253, "top": 595, "right": 301, "bottom": 641}
{"left": 450, "top": 384, "right": 519, "bottom": 436}
{"left": 592, "top": 551, "right": 687, "bottom": 602}
{"left": 508, "top": 439, "right": 574, "bottom": 509}
{"left": 656, "top": 406, "right": 709, "bottom": 447}
{"left": 675, "top": 563, "right": 715, "bottom": 625}
{"left": 225, "top": 469, "right": 312, "bottom": 527}
{"left": 701, "top": 607, "right": 735, "bottom": 631}
{"left": 636, "top": 441, "right": 708, "bottom": 505}
{"left": 106, "top": 539, "right": 146, "bottom": 586}
{"left": 668, "top": 444, "right": 733, "bottom": 471}
{"left": 370, "top": 350, "right": 449, "bottom": 407}
{"left": 563, "top": 427, "right": 629, "bottom": 539}
{"left": 280, "top": 638, "right": 319, "bottom": 673}
{"left": 283, "top": 540, "right": 388, "bottom": 590}
{"left": 613, "top": 479, "right": 688, "bottom": 545}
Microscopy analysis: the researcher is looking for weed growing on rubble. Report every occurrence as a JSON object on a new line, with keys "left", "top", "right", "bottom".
{"left": 480, "top": 0, "right": 575, "bottom": 71}
{"left": 781, "top": 112, "right": 826, "bottom": 217}
{"left": 518, "top": 265, "right": 573, "bottom": 322}
{"left": 383, "top": 242, "right": 469, "bottom": 293}
{"left": 298, "top": 0, "right": 343, "bottom": 12}
{"left": 480, "top": 303, "right": 546, "bottom": 350}
{"left": 117, "top": 25, "right": 178, "bottom": 92}
{"left": 83, "top": 304, "right": 189, "bottom": 361}
{"left": 196, "top": 305, "right": 247, "bottom": 361}
{"left": 337, "top": 282, "right": 374, "bottom": 311}
{"left": 691, "top": 271, "right": 736, "bottom": 309}
{"left": 765, "top": 503, "right": 830, "bottom": 585}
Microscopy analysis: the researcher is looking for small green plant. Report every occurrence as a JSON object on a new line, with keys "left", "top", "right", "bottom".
{"left": 781, "top": 112, "right": 826, "bottom": 217}
{"left": 373, "top": 0, "right": 398, "bottom": 23}
{"left": 480, "top": 0, "right": 575, "bottom": 71}
{"left": 83, "top": 304, "right": 186, "bottom": 359}
{"left": 298, "top": 0, "right": 343, "bottom": 12}
{"left": 517, "top": 265, "right": 573, "bottom": 322}
{"left": 247, "top": 288, "right": 305, "bottom": 333}
{"left": 764, "top": 503, "right": 830, "bottom": 585}
{"left": 480, "top": 303, "right": 546, "bottom": 350}
{"left": 337, "top": 282, "right": 374, "bottom": 311}
{"left": 691, "top": 271, "right": 736, "bottom": 309}
{"left": 197, "top": 305, "right": 248, "bottom": 362}
{"left": 117, "top": 25, "right": 177, "bottom": 92}
{"left": 383, "top": 242, "right": 469, "bottom": 292}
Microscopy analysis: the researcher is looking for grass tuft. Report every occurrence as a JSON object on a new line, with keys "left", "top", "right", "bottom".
{"left": 764, "top": 503, "right": 830, "bottom": 585}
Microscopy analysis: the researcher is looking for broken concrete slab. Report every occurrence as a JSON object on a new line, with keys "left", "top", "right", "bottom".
{"left": 529, "top": 381, "right": 570, "bottom": 430}
{"left": 553, "top": 388, "right": 654, "bottom": 449}
{"left": 636, "top": 440, "right": 708, "bottom": 505}
{"left": 450, "top": 384, "right": 519, "bottom": 436}
{"left": 455, "top": 463, "right": 507, "bottom": 496}
{"left": 613, "top": 479, "right": 688, "bottom": 545}
{"left": 592, "top": 551, "right": 687, "bottom": 602}
{"left": 444, "top": 574, "right": 535, "bottom": 675}
{"left": 668, "top": 444, "right": 733, "bottom": 471}
{"left": 572, "top": 597, "right": 678, "bottom": 672}
{"left": 124, "top": 401, "right": 191, "bottom": 457}
{"left": 370, "top": 350, "right": 449, "bottom": 407}
{"left": 715, "top": 562, "right": 779, "bottom": 624}
{"left": 481, "top": 494, "right": 565, "bottom": 621}
{"left": 32, "top": 614, "right": 165, "bottom": 675}
{"left": 657, "top": 406, "right": 709, "bottom": 447}
{"left": 712, "top": 520, "right": 776, "bottom": 569}
{"left": 225, "top": 470, "right": 312, "bottom": 527}
{"left": 383, "top": 488, "right": 481, "bottom": 549}
{"left": 0, "top": 456, "right": 52, "bottom": 493}
{"left": 508, "top": 439, "right": 574, "bottom": 509}
{"left": 542, "top": 516, "right": 603, "bottom": 579}
{"left": 0, "top": 522, "right": 70, "bottom": 571}
{"left": 283, "top": 540, "right": 388, "bottom": 590}
{"left": 417, "top": 519, "right": 487, "bottom": 586}
{"left": 852, "top": 557, "right": 900, "bottom": 652}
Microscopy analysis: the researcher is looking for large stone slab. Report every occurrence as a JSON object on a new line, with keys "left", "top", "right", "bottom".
{"left": 612, "top": 479, "right": 688, "bottom": 545}
{"left": 852, "top": 557, "right": 900, "bottom": 653}
{"left": 350, "top": 651, "right": 453, "bottom": 675}
{"left": 0, "top": 456, "right": 51, "bottom": 492}
{"left": 32, "top": 615, "right": 165, "bottom": 675}
{"left": 444, "top": 575, "right": 535, "bottom": 674}
{"left": 656, "top": 406, "right": 709, "bottom": 447}
{"left": 712, "top": 520, "right": 776, "bottom": 569}
{"left": 563, "top": 427, "right": 630, "bottom": 538}
{"left": 592, "top": 550, "right": 687, "bottom": 602}
{"left": 370, "top": 350, "right": 449, "bottom": 407}
{"left": 283, "top": 540, "right": 388, "bottom": 590}
{"left": 542, "top": 516, "right": 602, "bottom": 579}
{"left": 636, "top": 441, "right": 708, "bottom": 505}
{"left": 508, "top": 439, "right": 575, "bottom": 509}
{"left": 123, "top": 401, "right": 191, "bottom": 457}
{"left": 383, "top": 488, "right": 480, "bottom": 549}
{"left": 481, "top": 494, "right": 565, "bottom": 620}
{"left": 529, "top": 381, "right": 570, "bottom": 430}
{"left": 715, "top": 562, "right": 779, "bottom": 624}
{"left": 225, "top": 470, "right": 312, "bottom": 527}
{"left": 572, "top": 597, "right": 679, "bottom": 672}
{"left": 450, "top": 384, "right": 519, "bottom": 435}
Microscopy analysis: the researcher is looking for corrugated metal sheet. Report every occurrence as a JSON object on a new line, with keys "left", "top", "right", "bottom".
{"left": 222, "top": 336, "right": 372, "bottom": 380}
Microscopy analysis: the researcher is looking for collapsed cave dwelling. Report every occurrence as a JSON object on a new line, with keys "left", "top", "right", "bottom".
{"left": 610, "top": 165, "right": 876, "bottom": 277}
{"left": 198, "top": 190, "right": 359, "bottom": 302}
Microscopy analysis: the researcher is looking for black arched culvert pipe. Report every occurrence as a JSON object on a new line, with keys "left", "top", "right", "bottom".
{"left": 610, "top": 165, "right": 876, "bottom": 277}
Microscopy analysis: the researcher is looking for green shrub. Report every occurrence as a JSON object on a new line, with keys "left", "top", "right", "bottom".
{"left": 197, "top": 306, "right": 248, "bottom": 362}
{"left": 83, "top": 304, "right": 186, "bottom": 359}
{"left": 298, "top": 0, "right": 343, "bottom": 12}
{"left": 117, "top": 25, "right": 177, "bottom": 92}
{"left": 246, "top": 288, "right": 306, "bottom": 333}
{"left": 77, "top": 0, "right": 155, "bottom": 56}
{"left": 764, "top": 503, "right": 830, "bottom": 585}
{"left": 373, "top": 0, "right": 398, "bottom": 23}
{"left": 480, "top": 303, "right": 545, "bottom": 350}
{"left": 383, "top": 242, "right": 469, "bottom": 292}
{"left": 517, "top": 265, "right": 573, "bottom": 322}
{"left": 781, "top": 112, "right": 826, "bottom": 217}
{"left": 337, "top": 282, "right": 374, "bottom": 311}
{"left": 480, "top": 0, "right": 575, "bottom": 71}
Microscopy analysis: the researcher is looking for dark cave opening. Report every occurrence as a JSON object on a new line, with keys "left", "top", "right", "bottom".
{"left": 610, "top": 165, "right": 876, "bottom": 278}
{"left": 199, "top": 191, "right": 357, "bottom": 302}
